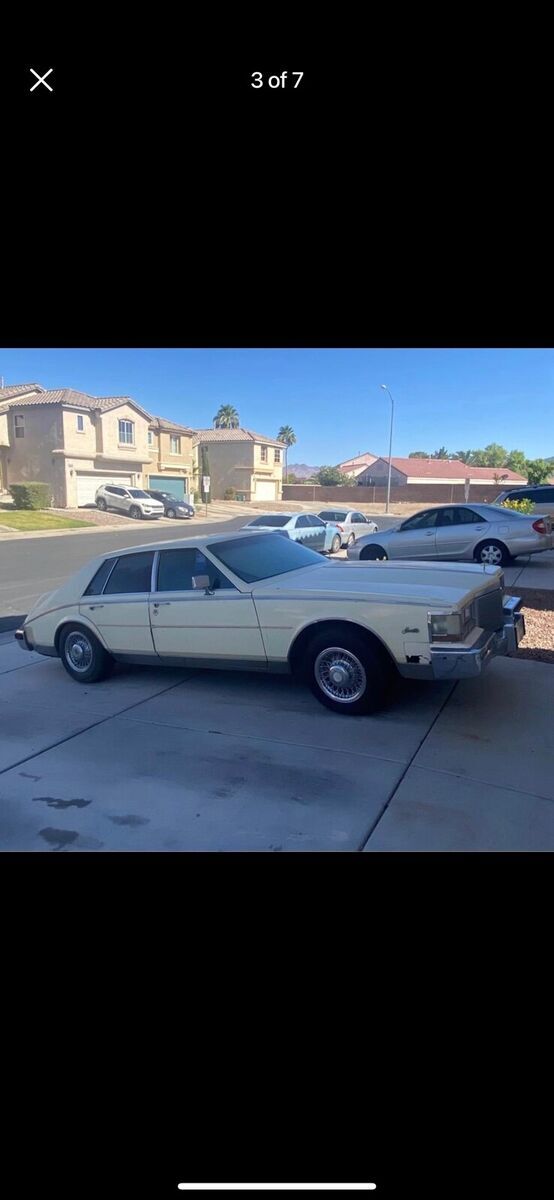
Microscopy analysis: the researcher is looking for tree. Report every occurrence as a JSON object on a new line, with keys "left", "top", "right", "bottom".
{"left": 454, "top": 450, "right": 475, "bottom": 464}
{"left": 481, "top": 443, "right": 508, "bottom": 468}
{"left": 525, "top": 458, "right": 552, "bottom": 485}
{"left": 213, "top": 405, "right": 239, "bottom": 429}
{"left": 505, "top": 449, "right": 527, "bottom": 476}
{"left": 432, "top": 446, "right": 449, "bottom": 459}
{"left": 200, "top": 445, "right": 211, "bottom": 503}
{"left": 316, "top": 465, "right": 348, "bottom": 486}
{"left": 408, "top": 451, "right": 429, "bottom": 458}
{"left": 277, "top": 424, "right": 296, "bottom": 486}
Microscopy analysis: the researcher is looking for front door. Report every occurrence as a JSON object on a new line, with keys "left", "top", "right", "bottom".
{"left": 149, "top": 547, "right": 267, "bottom": 663}
{"left": 80, "top": 550, "right": 155, "bottom": 653}
{"left": 391, "top": 508, "right": 440, "bottom": 558}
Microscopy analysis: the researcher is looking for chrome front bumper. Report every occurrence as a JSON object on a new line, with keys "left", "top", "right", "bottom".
{"left": 430, "top": 596, "right": 525, "bottom": 680}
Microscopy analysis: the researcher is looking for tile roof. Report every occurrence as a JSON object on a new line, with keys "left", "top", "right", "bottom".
{"left": 0, "top": 387, "right": 153, "bottom": 420}
{"left": 370, "top": 457, "right": 527, "bottom": 481}
{"left": 0, "top": 383, "right": 44, "bottom": 400}
{"left": 192, "top": 427, "right": 285, "bottom": 448}
{"left": 151, "top": 414, "right": 193, "bottom": 435}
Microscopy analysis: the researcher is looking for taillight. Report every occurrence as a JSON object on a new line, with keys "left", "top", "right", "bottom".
{"left": 532, "top": 518, "right": 547, "bottom": 534}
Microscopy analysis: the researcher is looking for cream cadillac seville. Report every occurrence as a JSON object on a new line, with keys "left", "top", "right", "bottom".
{"left": 15, "top": 530, "right": 525, "bottom": 715}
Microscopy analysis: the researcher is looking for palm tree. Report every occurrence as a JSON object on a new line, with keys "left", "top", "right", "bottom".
{"left": 213, "top": 404, "right": 239, "bottom": 429}
{"left": 432, "top": 446, "right": 449, "bottom": 459}
{"left": 454, "top": 450, "right": 474, "bottom": 464}
{"left": 277, "top": 425, "right": 296, "bottom": 483}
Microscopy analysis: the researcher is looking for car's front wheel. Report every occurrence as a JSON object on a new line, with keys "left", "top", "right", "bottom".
{"left": 59, "top": 626, "right": 115, "bottom": 683}
{"left": 302, "top": 626, "right": 392, "bottom": 714}
{"left": 129, "top": 505, "right": 142, "bottom": 519}
{"left": 474, "top": 539, "right": 511, "bottom": 566}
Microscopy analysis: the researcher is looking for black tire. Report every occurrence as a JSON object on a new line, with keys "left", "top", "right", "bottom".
{"left": 474, "top": 539, "right": 511, "bottom": 567}
{"left": 360, "top": 544, "right": 388, "bottom": 561}
{"left": 59, "top": 625, "right": 115, "bottom": 684}
{"left": 330, "top": 534, "right": 342, "bottom": 554}
{"left": 301, "top": 626, "right": 392, "bottom": 715}
{"left": 347, "top": 533, "right": 355, "bottom": 547}
{"left": 96, "top": 497, "right": 107, "bottom": 511}
{"left": 129, "top": 505, "right": 142, "bottom": 520}
{"left": 166, "top": 507, "right": 176, "bottom": 518}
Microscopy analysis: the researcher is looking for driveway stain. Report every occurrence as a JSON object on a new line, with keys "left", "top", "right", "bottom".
{"left": 39, "top": 827, "right": 79, "bottom": 851}
{"left": 107, "top": 814, "right": 150, "bottom": 826}
{"left": 32, "top": 796, "right": 91, "bottom": 809}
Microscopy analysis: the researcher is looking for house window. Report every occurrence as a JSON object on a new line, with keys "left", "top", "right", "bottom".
{"left": 14, "top": 415, "right": 24, "bottom": 438}
{"left": 260, "top": 445, "right": 268, "bottom": 462}
{"left": 274, "top": 448, "right": 281, "bottom": 463}
{"left": 170, "top": 435, "right": 181, "bottom": 454}
{"left": 77, "top": 414, "right": 85, "bottom": 432}
{"left": 118, "top": 419, "right": 135, "bottom": 445}
{"left": 148, "top": 430, "right": 154, "bottom": 447}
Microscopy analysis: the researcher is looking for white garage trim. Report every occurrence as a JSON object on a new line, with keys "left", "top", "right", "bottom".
{"left": 254, "top": 480, "right": 277, "bottom": 500}
{"left": 76, "top": 473, "right": 133, "bottom": 507}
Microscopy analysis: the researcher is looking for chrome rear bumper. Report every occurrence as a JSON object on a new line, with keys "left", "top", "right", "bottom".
{"left": 14, "top": 628, "right": 33, "bottom": 651}
{"left": 429, "top": 596, "right": 525, "bottom": 679}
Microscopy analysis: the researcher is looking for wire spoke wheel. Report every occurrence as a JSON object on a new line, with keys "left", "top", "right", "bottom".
{"left": 314, "top": 646, "right": 367, "bottom": 704}
{"left": 64, "top": 631, "right": 94, "bottom": 674}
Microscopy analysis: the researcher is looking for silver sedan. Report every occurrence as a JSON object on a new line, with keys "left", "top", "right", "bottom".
{"left": 347, "top": 503, "right": 554, "bottom": 566}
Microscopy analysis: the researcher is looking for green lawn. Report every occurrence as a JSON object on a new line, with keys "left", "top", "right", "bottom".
{"left": 0, "top": 510, "right": 94, "bottom": 531}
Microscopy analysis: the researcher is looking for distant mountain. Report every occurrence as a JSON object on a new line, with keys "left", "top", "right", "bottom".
{"left": 287, "top": 463, "right": 320, "bottom": 479}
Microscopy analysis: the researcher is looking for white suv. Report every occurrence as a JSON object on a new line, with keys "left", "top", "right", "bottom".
{"left": 95, "top": 484, "right": 164, "bottom": 520}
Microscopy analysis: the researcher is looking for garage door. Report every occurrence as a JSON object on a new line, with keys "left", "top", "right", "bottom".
{"left": 76, "top": 474, "right": 132, "bottom": 507}
{"left": 254, "top": 480, "right": 277, "bottom": 500}
{"left": 148, "top": 476, "right": 185, "bottom": 500}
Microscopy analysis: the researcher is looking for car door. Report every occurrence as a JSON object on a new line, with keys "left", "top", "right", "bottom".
{"left": 305, "top": 515, "right": 327, "bottom": 550}
{"left": 79, "top": 550, "right": 156, "bottom": 653}
{"left": 350, "top": 512, "right": 370, "bottom": 540}
{"left": 435, "top": 506, "right": 488, "bottom": 559}
{"left": 293, "top": 514, "right": 313, "bottom": 545}
{"left": 149, "top": 547, "right": 267, "bottom": 663}
{"left": 107, "top": 486, "right": 127, "bottom": 513}
{"left": 390, "top": 508, "right": 441, "bottom": 558}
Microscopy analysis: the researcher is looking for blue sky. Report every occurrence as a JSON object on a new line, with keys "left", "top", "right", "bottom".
{"left": 1, "top": 347, "right": 553, "bottom": 463}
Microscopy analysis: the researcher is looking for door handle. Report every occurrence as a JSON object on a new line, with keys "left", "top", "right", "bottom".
{"left": 425, "top": 531, "right": 435, "bottom": 536}
{"left": 153, "top": 601, "right": 171, "bottom": 607}
{"left": 88, "top": 604, "right": 104, "bottom": 610}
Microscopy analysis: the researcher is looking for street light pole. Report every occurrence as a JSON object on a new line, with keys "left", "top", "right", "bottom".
{"left": 380, "top": 385, "right": 395, "bottom": 514}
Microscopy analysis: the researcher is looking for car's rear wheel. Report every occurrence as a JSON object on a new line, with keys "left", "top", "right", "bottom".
{"left": 96, "top": 497, "right": 107, "bottom": 511}
{"left": 59, "top": 626, "right": 115, "bottom": 683}
{"left": 302, "top": 626, "right": 392, "bottom": 714}
{"left": 347, "top": 533, "right": 355, "bottom": 547}
{"left": 360, "top": 544, "right": 388, "bottom": 561}
{"left": 330, "top": 534, "right": 342, "bottom": 554}
{"left": 474, "top": 539, "right": 511, "bottom": 566}
{"left": 166, "top": 507, "right": 176, "bottom": 518}
{"left": 130, "top": 505, "right": 142, "bottom": 520}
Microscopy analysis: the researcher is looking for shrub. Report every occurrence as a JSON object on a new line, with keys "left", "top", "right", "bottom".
{"left": 500, "top": 498, "right": 534, "bottom": 514}
{"left": 224, "top": 487, "right": 237, "bottom": 500}
{"left": 9, "top": 482, "right": 52, "bottom": 510}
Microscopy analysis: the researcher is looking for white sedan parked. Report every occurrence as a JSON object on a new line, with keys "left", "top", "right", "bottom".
{"left": 15, "top": 531, "right": 525, "bottom": 715}
{"left": 317, "top": 508, "right": 379, "bottom": 547}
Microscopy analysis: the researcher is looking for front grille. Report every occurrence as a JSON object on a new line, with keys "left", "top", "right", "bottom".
{"left": 475, "top": 588, "right": 504, "bottom": 631}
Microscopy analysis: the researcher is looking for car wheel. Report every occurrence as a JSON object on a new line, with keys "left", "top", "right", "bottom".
{"left": 59, "top": 626, "right": 115, "bottom": 684}
{"left": 474, "top": 540, "right": 510, "bottom": 567}
{"left": 360, "top": 545, "right": 388, "bottom": 561}
{"left": 166, "top": 507, "right": 176, "bottom": 518}
{"left": 331, "top": 534, "right": 342, "bottom": 554}
{"left": 347, "top": 533, "right": 355, "bottom": 547}
{"left": 303, "top": 626, "right": 392, "bottom": 715}
{"left": 129, "top": 505, "right": 142, "bottom": 520}
{"left": 96, "top": 498, "right": 107, "bottom": 511}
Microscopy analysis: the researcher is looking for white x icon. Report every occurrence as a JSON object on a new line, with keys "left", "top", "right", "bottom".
{"left": 29, "top": 68, "right": 53, "bottom": 92}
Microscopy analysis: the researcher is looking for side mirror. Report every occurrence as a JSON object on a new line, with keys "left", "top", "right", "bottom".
{"left": 192, "top": 574, "right": 210, "bottom": 590}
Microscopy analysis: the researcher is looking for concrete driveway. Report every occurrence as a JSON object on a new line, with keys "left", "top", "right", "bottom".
{"left": 1, "top": 631, "right": 553, "bottom": 851}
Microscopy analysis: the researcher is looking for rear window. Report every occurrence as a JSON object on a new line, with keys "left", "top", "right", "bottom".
{"left": 103, "top": 551, "right": 155, "bottom": 594}
{"left": 319, "top": 510, "right": 344, "bottom": 520}
{"left": 248, "top": 515, "right": 290, "bottom": 527}
{"left": 83, "top": 558, "right": 118, "bottom": 596}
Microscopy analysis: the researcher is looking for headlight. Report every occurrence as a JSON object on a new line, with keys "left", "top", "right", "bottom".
{"left": 428, "top": 606, "right": 476, "bottom": 643}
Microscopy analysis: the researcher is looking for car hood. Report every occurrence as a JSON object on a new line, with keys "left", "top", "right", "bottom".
{"left": 251, "top": 559, "right": 504, "bottom": 608}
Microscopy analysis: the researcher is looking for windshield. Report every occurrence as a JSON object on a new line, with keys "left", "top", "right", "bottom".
{"left": 247, "top": 515, "right": 290, "bottom": 527}
{"left": 128, "top": 489, "right": 150, "bottom": 498}
{"left": 210, "top": 533, "right": 322, "bottom": 583}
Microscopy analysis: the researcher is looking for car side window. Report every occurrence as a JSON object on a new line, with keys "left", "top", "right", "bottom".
{"left": 308, "top": 516, "right": 324, "bottom": 526}
{"left": 103, "top": 552, "right": 155, "bottom": 595}
{"left": 83, "top": 558, "right": 118, "bottom": 596}
{"left": 111, "top": 487, "right": 125, "bottom": 496}
{"left": 402, "top": 509, "right": 439, "bottom": 530}
{"left": 439, "top": 507, "right": 482, "bottom": 526}
{"left": 156, "top": 548, "right": 236, "bottom": 592}
{"left": 351, "top": 513, "right": 364, "bottom": 523}
{"left": 296, "top": 515, "right": 310, "bottom": 527}
{"left": 531, "top": 488, "right": 554, "bottom": 503}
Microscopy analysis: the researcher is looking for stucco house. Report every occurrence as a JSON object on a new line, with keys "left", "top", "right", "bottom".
{"left": 0, "top": 383, "right": 194, "bottom": 507}
{"left": 354, "top": 456, "right": 527, "bottom": 488}
{"left": 337, "top": 451, "right": 378, "bottom": 478}
{"left": 192, "top": 428, "right": 285, "bottom": 501}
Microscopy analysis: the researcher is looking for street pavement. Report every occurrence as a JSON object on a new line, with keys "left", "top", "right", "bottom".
{"left": 1, "top": 632, "right": 553, "bottom": 851}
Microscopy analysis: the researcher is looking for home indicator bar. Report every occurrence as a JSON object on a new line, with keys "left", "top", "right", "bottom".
{"left": 177, "top": 1187, "right": 377, "bottom": 1193}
